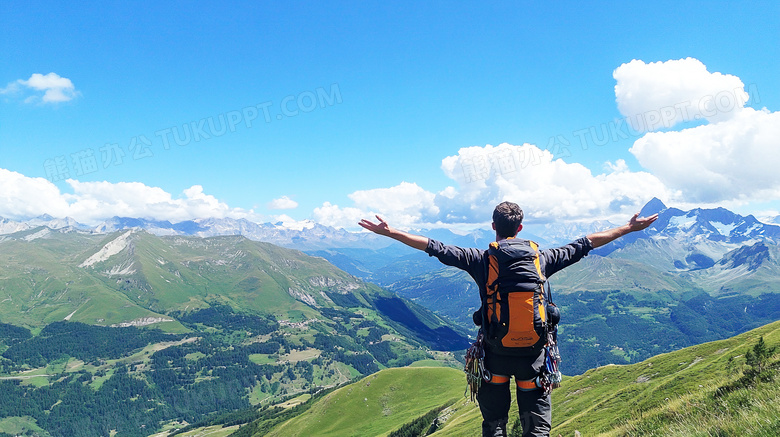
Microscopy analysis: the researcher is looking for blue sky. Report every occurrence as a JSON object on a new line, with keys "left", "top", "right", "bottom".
{"left": 1, "top": 1, "right": 779, "bottom": 229}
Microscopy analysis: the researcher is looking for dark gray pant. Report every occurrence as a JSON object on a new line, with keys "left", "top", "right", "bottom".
{"left": 477, "top": 349, "right": 551, "bottom": 437}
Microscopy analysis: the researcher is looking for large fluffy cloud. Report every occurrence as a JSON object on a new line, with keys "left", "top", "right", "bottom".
{"left": 66, "top": 181, "right": 242, "bottom": 223}
{"left": 313, "top": 182, "right": 439, "bottom": 229}
{"left": 326, "top": 58, "right": 774, "bottom": 230}
{"left": 614, "top": 58, "right": 749, "bottom": 131}
{"left": 1, "top": 72, "right": 79, "bottom": 104}
{"left": 315, "top": 143, "right": 672, "bottom": 229}
{"left": 618, "top": 58, "right": 780, "bottom": 204}
{"left": 312, "top": 202, "right": 369, "bottom": 229}
{"left": 630, "top": 107, "right": 780, "bottom": 203}
{"left": 439, "top": 144, "right": 670, "bottom": 224}
{"left": 320, "top": 58, "right": 773, "bottom": 230}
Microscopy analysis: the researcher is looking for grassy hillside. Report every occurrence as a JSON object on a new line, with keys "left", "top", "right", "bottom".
{"left": 241, "top": 321, "right": 779, "bottom": 437}
{"left": 0, "top": 228, "right": 164, "bottom": 330}
{"left": 552, "top": 319, "right": 780, "bottom": 436}
{"left": 262, "top": 367, "right": 464, "bottom": 437}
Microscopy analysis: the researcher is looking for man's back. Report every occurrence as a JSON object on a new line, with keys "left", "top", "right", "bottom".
{"left": 358, "top": 204, "right": 658, "bottom": 437}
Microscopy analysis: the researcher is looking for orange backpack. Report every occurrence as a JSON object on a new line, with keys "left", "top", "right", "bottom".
{"left": 480, "top": 238, "right": 551, "bottom": 355}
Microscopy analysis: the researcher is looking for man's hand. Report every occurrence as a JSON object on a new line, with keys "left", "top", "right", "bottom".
{"left": 358, "top": 216, "right": 429, "bottom": 251}
{"left": 587, "top": 212, "right": 659, "bottom": 248}
{"left": 627, "top": 212, "right": 659, "bottom": 232}
{"left": 358, "top": 215, "right": 393, "bottom": 236}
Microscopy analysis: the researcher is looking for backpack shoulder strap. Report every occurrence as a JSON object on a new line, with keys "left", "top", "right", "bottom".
{"left": 527, "top": 240, "right": 547, "bottom": 283}
{"left": 486, "top": 241, "right": 500, "bottom": 292}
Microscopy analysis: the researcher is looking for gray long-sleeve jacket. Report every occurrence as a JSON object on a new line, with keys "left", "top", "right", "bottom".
{"left": 424, "top": 236, "right": 594, "bottom": 300}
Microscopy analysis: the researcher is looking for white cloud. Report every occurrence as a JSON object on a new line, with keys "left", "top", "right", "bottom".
{"left": 630, "top": 107, "right": 780, "bottom": 203}
{"left": 267, "top": 196, "right": 299, "bottom": 210}
{"left": 617, "top": 57, "right": 780, "bottom": 205}
{"left": 313, "top": 183, "right": 441, "bottom": 230}
{"left": 0, "top": 169, "right": 71, "bottom": 219}
{"left": 0, "top": 171, "right": 251, "bottom": 225}
{"left": 614, "top": 58, "right": 748, "bottom": 131}
{"left": 66, "top": 181, "right": 246, "bottom": 223}
{"left": 312, "top": 202, "right": 368, "bottom": 229}
{"left": 0, "top": 82, "right": 21, "bottom": 96}
{"left": 314, "top": 143, "right": 673, "bottom": 229}
{"left": 1, "top": 72, "right": 79, "bottom": 104}
{"left": 438, "top": 143, "right": 670, "bottom": 224}
{"left": 349, "top": 182, "right": 439, "bottom": 223}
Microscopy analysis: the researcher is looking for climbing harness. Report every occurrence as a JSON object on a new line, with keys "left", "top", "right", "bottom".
{"left": 537, "top": 325, "right": 563, "bottom": 396}
{"left": 464, "top": 331, "right": 490, "bottom": 402}
{"left": 464, "top": 327, "right": 563, "bottom": 399}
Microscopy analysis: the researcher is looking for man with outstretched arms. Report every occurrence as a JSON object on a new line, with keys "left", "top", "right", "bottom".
{"left": 359, "top": 201, "right": 657, "bottom": 437}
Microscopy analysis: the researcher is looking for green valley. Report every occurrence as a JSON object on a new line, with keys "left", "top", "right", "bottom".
{"left": 0, "top": 228, "right": 469, "bottom": 437}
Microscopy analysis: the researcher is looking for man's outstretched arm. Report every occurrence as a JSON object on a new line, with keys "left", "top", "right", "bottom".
{"left": 358, "top": 216, "right": 429, "bottom": 251}
{"left": 587, "top": 212, "right": 659, "bottom": 248}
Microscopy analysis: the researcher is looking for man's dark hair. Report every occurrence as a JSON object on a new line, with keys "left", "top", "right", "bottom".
{"left": 493, "top": 201, "right": 524, "bottom": 238}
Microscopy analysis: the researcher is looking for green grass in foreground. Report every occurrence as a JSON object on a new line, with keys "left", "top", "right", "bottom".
{"left": 552, "top": 320, "right": 780, "bottom": 436}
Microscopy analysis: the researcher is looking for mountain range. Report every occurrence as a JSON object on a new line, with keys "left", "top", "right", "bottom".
{"left": 4, "top": 198, "right": 778, "bottom": 320}
{"left": 0, "top": 199, "right": 778, "bottom": 436}
{"left": 4, "top": 198, "right": 778, "bottom": 338}
{"left": 0, "top": 215, "right": 393, "bottom": 251}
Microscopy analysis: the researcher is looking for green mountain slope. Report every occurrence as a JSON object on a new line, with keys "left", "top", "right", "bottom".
{"left": 0, "top": 228, "right": 471, "bottom": 437}
{"left": 263, "top": 367, "right": 465, "bottom": 437}
{"left": 551, "top": 254, "right": 702, "bottom": 296}
{"left": 0, "top": 228, "right": 169, "bottom": 330}
{"left": 0, "top": 228, "right": 469, "bottom": 348}
{"left": 552, "top": 319, "right": 780, "bottom": 436}
{"left": 388, "top": 267, "right": 480, "bottom": 329}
